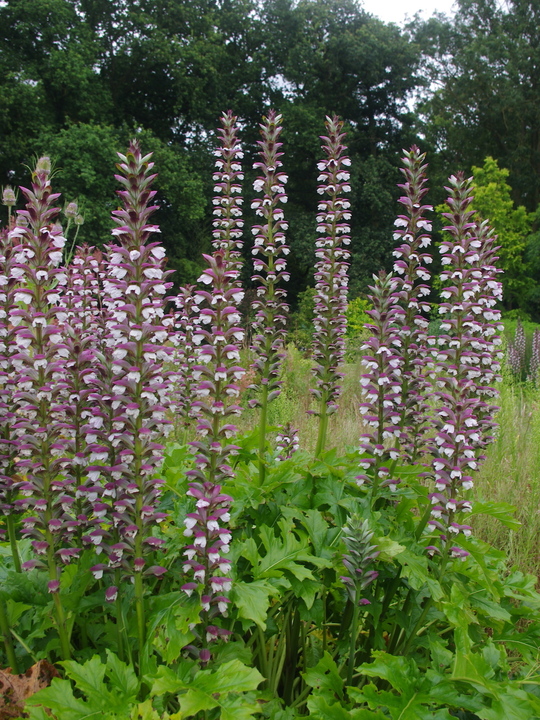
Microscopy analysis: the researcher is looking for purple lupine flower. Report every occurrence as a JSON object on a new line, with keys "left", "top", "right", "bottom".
{"left": 391, "top": 146, "right": 433, "bottom": 463}
{"left": 275, "top": 423, "right": 300, "bottom": 461}
{"left": 358, "top": 271, "right": 403, "bottom": 500}
{"left": 95, "top": 142, "right": 175, "bottom": 646}
{"left": 425, "top": 173, "right": 503, "bottom": 559}
{"left": 311, "top": 116, "right": 351, "bottom": 456}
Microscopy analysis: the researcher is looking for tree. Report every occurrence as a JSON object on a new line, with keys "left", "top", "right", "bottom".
{"left": 471, "top": 156, "right": 534, "bottom": 312}
{"left": 414, "top": 0, "right": 540, "bottom": 212}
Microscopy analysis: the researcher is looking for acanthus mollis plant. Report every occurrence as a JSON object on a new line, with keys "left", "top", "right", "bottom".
{"left": 275, "top": 422, "right": 299, "bottom": 462}
{"left": 169, "top": 285, "right": 201, "bottom": 437}
{"left": 211, "top": 110, "right": 244, "bottom": 273}
{"left": 529, "top": 327, "right": 540, "bottom": 384}
{"left": 311, "top": 116, "right": 351, "bottom": 457}
{"left": 96, "top": 142, "right": 174, "bottom": 663}
{"left": 181, "top": 253, "right": 243, "bottom": 662}
{"left": 358, "top": 271, "right": 403, "bottom": 503}
{"left": 467, "top": 220, "right": 504, "bottom": 450}
{"left": 57, "top": 246, "right": 109, "bottom": 546}
{"left": 180, "top": 117, "right": 245, "bottom": 663}
{"left": 425, "top": 173, "right": 502, "bottom": 562}
{"left": 391, "top": 146, "right": 433, "bottom": 464}
{"left": 340, "top": 517, "right": 379, "bottom": 685}
{"left": 0, "top": 231, "right": 26, "bottom": 573}
{"left": 249, "top": 110, "right": 290, "bottom": 485}
{"left": 7, "top": 157, "right": 74, "bottom": 659}
{"left": 507, "top": 318, "right": 525, "bottom": 380}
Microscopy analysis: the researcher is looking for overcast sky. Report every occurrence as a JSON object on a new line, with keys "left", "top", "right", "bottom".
{"left": 360, "top": 0, "right": 457, "bottom": 25}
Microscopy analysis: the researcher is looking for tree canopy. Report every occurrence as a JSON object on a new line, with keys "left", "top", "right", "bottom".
{"left": 0, "top": 0, "right": 538, "bottom": 315}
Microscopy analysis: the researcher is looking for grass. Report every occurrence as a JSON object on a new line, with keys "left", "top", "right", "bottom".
{"left": 474, "top": 380, "right": 540, "bottom": 577}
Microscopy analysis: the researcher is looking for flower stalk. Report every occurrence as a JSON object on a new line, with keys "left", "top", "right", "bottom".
{"left": 250, "top": 111, "right": 289, "bottom": 485}
{"left": 311, "top": 116, "right": 351, "bottom": 457}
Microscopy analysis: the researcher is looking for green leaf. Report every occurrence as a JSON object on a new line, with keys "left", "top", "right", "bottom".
{"left": 177, "top": 660, "right": 264, "bottom": 719}
{"left": 307, "top": 695, "right": 352, "bottom": 719}
{"left": 395, "top": 549, "right": 429, "bottom": 590}
{"left": 105, "top": 649, "right": 139, "bottom": 699}
{"left": 303, "top": 652, "right": 344, "bottom": 699}
{"left": 25, "top": 678, "right": 99, "bottom": 720}
{"left": 61, "top": 655, "right": 107, "bottom": 699}
{"left": 470, "top": 501, "right": 521, "bottom": 530}
{"left": 375, "top": 536, "right": 405, "bottom": 561}
{"left": 230, "top": 579, "right": 277, "bottom": 629}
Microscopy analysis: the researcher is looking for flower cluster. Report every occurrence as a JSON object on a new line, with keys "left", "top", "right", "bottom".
{"left": 182, "top": 482, "right": 233, "bottom": 661}
{"left": 170, "top": 285, "right": 201, "bottom": 431}
{"left": 529, "top": 328, "right": 540, "bottom": 384}
{"left": 426, "top": 174, "right": 502, "bottom": 559}
{"left": 250, "top": 111, "right": 289, "bottom": 410}
{"left": 92, "top": 143, "right": 173, "bottom": 611}
{"left": 391, "top": 146, "right": 433, "bottom": 462}
{"left": 275, "top": 423, "right": 300, "bottom": 461}
{"left": 341, "top": 516, "right": 379, "bottom": 605}
{"left": 180, "top": 116, "right": 245, "bottom": 658}
{"left": 0, "top": 231, "right": 27, "bottom": 560}
{"left": 311, "top": 116, "right": 351, "bottom": 455}
{"left": 507, "top": 319, "right": 526, "bottom": 379}
{"left": 358, "top": 271, "right": 403, "bottom": 498}
{"left": 212, "top": 110, "right": 244, "bottom": 275}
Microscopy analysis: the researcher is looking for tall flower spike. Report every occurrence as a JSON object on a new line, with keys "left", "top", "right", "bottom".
{"left": 181, "top": 252, "right": 244, "bottom": 660}
{"left": 311, "top": 116, "right": 351, "bottom": 457}
{"left": 250, "top": 110, "right": 289, "bottom": 485}
{"left": 0, "top": 231, "right": 26, "bottom": 571}
{"left": 468, "top": 220, "right": 503, "bottom": 450}
{"left": 391, "top": 147, "right": 433, "bottom": 464}
{"left": 358, "top": 271, "right": 403, "bottom": 503}
{"left": 169, "top": 285, "right": 202, "bottom": 436}
{"left": 99, "top": 141, "right": 174, "bottom": 660}
{"left": 507, "top": 319, "right": 525, "bottom": 381}
{"left": 425, "top": 174, "right": 502, "bottom": 560}
{"left": 180, "top": 117, "right": 246, "bottom": 662}
{"left": 529, "top": 327, "right": 540, "bottom": 384}
{"left": 8, "top": 157, "right": 73, "bottom": 658}
{"left": 212, "top": 110, "right": 244, "bottom": 277}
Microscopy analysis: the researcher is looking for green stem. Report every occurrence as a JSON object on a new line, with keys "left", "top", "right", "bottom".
{"left": 115, "top": 569, "right": 125, "bottom": 662}
{"left": 134, "top": 571, "right": 145, "bottom": 670}
{"left": 258, "top": 384, "right": 269, "bottom": 486}
{"left": 52, "top": 591, "right": 71, "bottom": 660}
{"left": 0, "top": 599, "right": 19, "bottom": 672}
{"left": 347, "top": 598, "right": 361, "bottom": 686}
{"left": 315, "top": 399, "right": 329, "bottom": 458}
{"left": 6, "top": 515, "right": 21, "bottom": 573}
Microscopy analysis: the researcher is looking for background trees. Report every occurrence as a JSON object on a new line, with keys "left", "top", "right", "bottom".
{"left": 0, "top": 0, "right": 538, "bottom": 316}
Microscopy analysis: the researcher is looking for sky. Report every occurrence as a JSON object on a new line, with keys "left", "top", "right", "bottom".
{"left": 360, "top": 0, "right": 457, "bottom": 25}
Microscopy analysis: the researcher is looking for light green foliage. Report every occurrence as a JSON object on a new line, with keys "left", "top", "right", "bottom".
{"left": 26, "top": 651, "right": 139, "bottom": 719}
{"left": 471, "top": 156, "right": 533, "bottom": 309}
{"left": 345, "top": 297, "right": 371, "bottom": 340}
